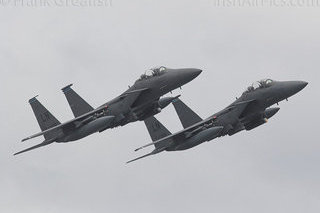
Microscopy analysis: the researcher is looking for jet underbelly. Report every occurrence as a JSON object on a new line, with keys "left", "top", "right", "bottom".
{"left": 58, "top": 116, "right": 114, "bottom": 142}
{"left": 174, "top": 126, "right": 223, "bottom": 151}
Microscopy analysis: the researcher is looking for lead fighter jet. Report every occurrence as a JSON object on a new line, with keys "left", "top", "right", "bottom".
{"left": 15, "top": 67, "right": 202, "bottom": 155}
{"left": 129, "top": 79, "right": 308, "bottom": 163}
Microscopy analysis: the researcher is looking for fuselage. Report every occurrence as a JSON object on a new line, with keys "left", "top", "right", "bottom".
{"left": 211, "top": 80, "right": 308, "bottom": 136}
{"left": 168, "top": 79, "right": 308, "bottom": 151}
{"left": 101, "top": 68, "right": 202, "bottom": 127}
{"left": 57, "top": 67, "right": 202, "bottom": 142}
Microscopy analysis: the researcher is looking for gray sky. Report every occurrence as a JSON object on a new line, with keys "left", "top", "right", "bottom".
{"left": 1, "top": 1, "right": 319, "bottom": 212}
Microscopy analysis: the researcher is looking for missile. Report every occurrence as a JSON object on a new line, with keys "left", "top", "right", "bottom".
{"left": 134, "top": 95, "right": 182, "bottom": 121}
{"left": 158, "top": 95, "right": 181, "bottom": 109}
{"left": 244, "top": 107, "right": 280, "bottom": 131}
{"left": 265, "top": 107, "right": 280, "bottom": 119}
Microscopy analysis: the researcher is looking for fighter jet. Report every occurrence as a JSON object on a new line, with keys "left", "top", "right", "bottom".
{"left": 128, "top": 79, "right": 308, "bottom": 163}
{"left": 15, "top": 67, "right": 202, "bottom": 155}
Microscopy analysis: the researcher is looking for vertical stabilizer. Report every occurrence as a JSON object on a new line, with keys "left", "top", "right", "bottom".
{"left": 144, "top": 116, "right": 171, "bottom": 149}
{"left": 61, "top": 84, "right": 94, "bottom": 118}
{"left": 172, "top": 98, "right": 202, "bottom": 128}
{"left": 29, "top": 96, "right": 61, "bottom": 140}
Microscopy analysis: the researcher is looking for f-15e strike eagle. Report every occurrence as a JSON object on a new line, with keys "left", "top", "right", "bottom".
{"left": 15, "top": 67, "right": 202, "bottom": 155}
{"left": 128, "top": 79, "right": 308, "bottom": 163}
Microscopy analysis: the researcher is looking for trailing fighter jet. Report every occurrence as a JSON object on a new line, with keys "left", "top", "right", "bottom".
{"left": 15, "top": 67, "right": 202, "bottom": 155}
{"left": 128, "top": 79, "right": 308, "bottom": 163}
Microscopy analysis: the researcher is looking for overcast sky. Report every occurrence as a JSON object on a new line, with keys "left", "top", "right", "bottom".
{"left": 0, "top": 1, "right": 319, "bottom": 212}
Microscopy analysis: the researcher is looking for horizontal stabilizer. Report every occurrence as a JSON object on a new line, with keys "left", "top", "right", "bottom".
{"left": 172, "top": 98, "right": 202, "bottom": 128}
{"left": 127, "top": 148, "right": 164, "bottom": 163}
{"left": 126, "top": 152, "right": 155, "bottom": 164}
{"left": 14, "top": 139, "right": 55, "bottom": 156}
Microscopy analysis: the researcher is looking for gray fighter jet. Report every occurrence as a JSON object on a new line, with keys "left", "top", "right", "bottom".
{"left": 15, "top": 67, "right": 202, "bottom": 155}
{"left": 128, "top": 79, "right": 308, "bottom": 163}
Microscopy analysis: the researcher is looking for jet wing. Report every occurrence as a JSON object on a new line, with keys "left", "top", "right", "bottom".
{"left": 122, "top": 88, "right": 149, "bottom": 96}
{"left": 120, "top": 88, "right": 150, "bottom": 107}
{"left": 21, "top": 106, "right": 108, "bottom": 142}
{"left": 234, "top": 99, "right": 257, "bottom": 118}
{"left": 105, "top": 88, "right": 149, "bottom": 107}
{"left": 135, "top": 117, "right": 215, "bottom": 151}
{"left": 234, "top": 99, "right": 255, "bottom": 110}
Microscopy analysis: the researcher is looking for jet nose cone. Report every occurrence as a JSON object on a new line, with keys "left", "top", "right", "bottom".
{"left": 299, "top": 81, "right": 308, "bottom": 89}
{"left": 171, "top": 68, "right": 202, "bottom": 86}
{"left": 291, "top": 81, "right": 308, "bottom": 93}
{"left": 181, "top": 68, "right": 202, "bottom": 81}
{"left": 164, "top": 68, "right": 202, "bottom": 92}
{"left": 183, "top": 68, "right": 203, "bottom": 81}
{"left": 282, "top": 80, "right": 308, "bottom": 98}
{"left": 191, "top": 68, "right": 203, "bottom": 77}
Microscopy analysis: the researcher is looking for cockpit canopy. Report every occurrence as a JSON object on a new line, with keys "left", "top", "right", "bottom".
{"left": 244, "top": 79, "right": 274, "bottom": 93}
{"left": 137, "top": 66, "right": 167, "bottom": 81}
